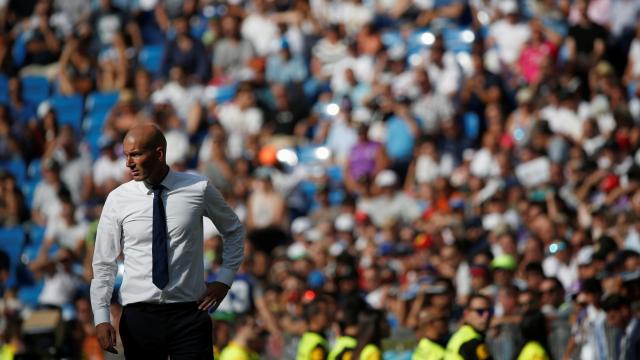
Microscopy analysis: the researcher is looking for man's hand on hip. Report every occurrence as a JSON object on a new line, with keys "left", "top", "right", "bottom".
{"left": 96, "top": 322, "right": 118, "bottom": 354}
{"left": 198, "top": 281, "right": 230, "bottom": 312}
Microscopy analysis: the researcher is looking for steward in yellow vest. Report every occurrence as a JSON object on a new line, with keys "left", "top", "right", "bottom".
{"left": 517, "top": 310, "right": 551, "bottom": 360}
{"left": 330, "top": 303, "right": 361, "bottom": 360}
{"left": 297, "top": 298, "right": 330, "bottom": 360}
{"left": 219, "top": 315, "right": 265, "bottom": 360}
{"left": 446, "top": 294, "right": 493, "bottom": 360}
{"left": 413, "top": 308, "right": 449, "bottom": 360}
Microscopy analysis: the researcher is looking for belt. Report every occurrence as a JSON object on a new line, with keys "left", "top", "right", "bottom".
{"left": 125, "top": 301, "right": 198, "bottom": 310}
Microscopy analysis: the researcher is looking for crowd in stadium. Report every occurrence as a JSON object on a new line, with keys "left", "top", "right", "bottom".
{"left": 1, "top": 0, "right": 640, "bottom": 359}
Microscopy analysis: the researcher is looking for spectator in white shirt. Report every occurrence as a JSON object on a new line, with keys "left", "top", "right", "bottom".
{"left": 92, "top": 139, "right": 127, "bottom": 198}
{"left": 216, "top": 84, "right": 263, "bottom": 160}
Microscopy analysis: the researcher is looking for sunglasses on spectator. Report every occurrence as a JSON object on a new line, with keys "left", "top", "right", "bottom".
{"left": 470, "top": 308, "right": 492, "bottom": 316}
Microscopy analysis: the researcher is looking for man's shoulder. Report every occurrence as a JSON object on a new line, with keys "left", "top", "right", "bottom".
{"left": 170, "top": 170, "right": 208, "bottom": 187}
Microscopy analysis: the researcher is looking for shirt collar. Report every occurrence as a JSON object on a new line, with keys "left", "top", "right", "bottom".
{"left": 140, "top": 169, "right": 176, "bottom": 194}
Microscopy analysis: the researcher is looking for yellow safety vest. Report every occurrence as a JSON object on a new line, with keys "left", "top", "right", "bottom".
{"left": 413, "top": 338, "right": 446, "bottom": 360}
{"left": 328, "top": 336, "right": 357, "bottom": 360}
{"left": 219, "top": 341, "right": 259, "bottom": 360}
{"left": 297, "top": 331, "right": 329, "bottom": 360}
{"left": 359, "top": 344, "right": 381, "bottom": 360}
{"left": 445, "top": 325, "right": 488, "bottom": 360}
{"left": 517, "top": 341, "right": 549, "bottom": 360}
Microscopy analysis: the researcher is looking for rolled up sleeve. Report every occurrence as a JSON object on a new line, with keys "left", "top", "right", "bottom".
{"left": 203, "top": 181, "right": 245, "bottom": 286}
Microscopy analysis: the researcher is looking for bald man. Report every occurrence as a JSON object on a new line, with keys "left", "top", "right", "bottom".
{"left": 90, "top": 124, "right": 245, "bottom": 359}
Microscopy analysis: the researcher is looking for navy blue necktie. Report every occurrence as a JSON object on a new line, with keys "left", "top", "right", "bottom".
{"left": 152, "top": 185, "right": 169, "bottom": 289}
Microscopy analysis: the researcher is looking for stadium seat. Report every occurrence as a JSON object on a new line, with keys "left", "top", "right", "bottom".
{"left": 86, "top": 91, "right": 120, "bottom": 116}
{"left": 463, "top": 112, "right": 480, "bottom": 141}
{"left": 0, "top": 74, "right": 8, "bottom": 105}
{"left": 21, "top": 75, "right": 50, "bottom": 109}
{"left": 139, "top": 44, "right": 165, "bottom": 75}
{"left": 17, "top": 281, "right": 44, "bottom": 309}
{"left": 27, "top": 158, "right": 42, "bottom": 181}
{"left": 83, "top": 112, "right": 110, "bottom": 135}
{"left": 0, "top": 226, "right": 27, "bottom": 288}
{"left": 0, "top": 157, "right": 27, "bottom": 184}
{"left": 442, "top": 27, "right": 474, "bottom": 53}
{"left": 12, "top": 33, "right": 28, "bottom": 68}
{"left": 50, "top": 94, "right": 84, "bottom": 134}
{"left": 85, "top": 130, "right": 104, "bottom": 160}
{"left": 20, "top": 179, "right": 38, "bottom": 210}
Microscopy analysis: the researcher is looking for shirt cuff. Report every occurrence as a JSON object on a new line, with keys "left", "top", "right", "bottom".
{"left": 93, "top": 308, "right": 111, "bottom": 326}
{"left": 215, "top": 267, "right": 236, "bottom": 287}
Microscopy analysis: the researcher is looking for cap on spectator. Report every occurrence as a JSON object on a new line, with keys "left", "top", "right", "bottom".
{"left": 375, "top": 170, "right": 397, "bottom": 188}
{"left": 470, "top": 264, "right": 489, "bottom": 278}
{"left": 287, "top": 242, "right": 307, "bottom": 260}
{"left": 305, "top": 228, "right": 322, "bottom": 242}
{"left": 499, "top": 0, "right": 518, "bottom": 14}
{"left": 601, "top": 294, "right": 628, "bottom": 311}
{"left": 307, "top": 270, "right": 325, "bottom": 289}
{"left": 335, "top": 213, "right": 355, "bottom": 232}
{"left": 258, "top": 145, "right": 278, "bottom": 166}
{"left": 37, "top": 101, "right": 52, "bottom": 119}
{"left": 576, "top": 246, "right": 594, "bottom": 266}
{"left": 491, "top": 254, "right": 516, "bottom": 271}
{"left": 291, "top": 217, "right": 312, "bottom": 235}
{"left": 600, "top": 174, "right": 619, "bottom": 193}
{"left": 516, "top": 87, "right": 533, "bottom": 104}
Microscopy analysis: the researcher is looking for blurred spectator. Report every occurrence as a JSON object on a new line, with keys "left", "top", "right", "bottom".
{"left": 0, "top": 173, "right": 27, "bottom": 227}
{"left": 161, "top": 15, "right": 208, "bottom": 82}
{"left": 517, "top": 310, "right": 551, "bottom": 360}
{"left": 31, "top": 158, "right": 66, "bottom": 225}
{"left": 217, "top": 83, "right": 263, "bottom": 160}
{"left": 28, "top": 247, "right": 82, "bottom": 309}
{"left": 602, "top": 294, "right": 640, "bottom": 360}
{"left": 40, "top": 195, "right": 87, "bottom": 259}
{"left": 213, "top": 15, "right": 255, "bottom": 81}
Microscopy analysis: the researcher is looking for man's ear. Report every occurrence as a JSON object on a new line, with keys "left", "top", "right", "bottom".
{"left": 156, "top": 147, "right": 165, "bottom": 162}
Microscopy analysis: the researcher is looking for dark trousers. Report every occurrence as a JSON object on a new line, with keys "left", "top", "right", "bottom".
{"left": 119, "top": 302, "right": 213, "bottom": 360}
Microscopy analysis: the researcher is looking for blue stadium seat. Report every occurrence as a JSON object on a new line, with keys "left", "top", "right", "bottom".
{"left": 442, "top": 27, "right": 474, "bottom": 53}
{"left": 463, "top": 112, "right": 480, "bottom": 141}
{"left": 139, "top": 44, "right": 165, "bottom": 75}
{"left": 0, "top": 158, "right": 27, "bottom": 184}
{"left": 28, "top": 225, "right": 46, "bottom": 248}
{"left": 21, "top": 75, "right": 50, "bottom": 108}
{"left": 215, "top": 84, "right": 237, "bottom": 104}
{"left": 85, "top": 130, "right": 104, "bottom": 160}
{"left": 86, "top": 91, "right": 119, "bottom": 116}
{"left": 20, "top": 179, "right": 38, "bottom": 210}
{"left": 0, "top": 227, "right": 26, "bottom": 288}
{"left": 27, "top": 158, "right": 42, "bottom": 181}
{"left": 17, "top": 281, "right": 44, "bottom": 309}
{"left": 12, "top": 33, "right": 28, "bottom": 68}
{"left": 50, "top": 94, "right": 84, "bottom": 134}
{"left": 0, "top": 74, "right": 8, "bottom": 105}
{"left": 83, "top": 112, "right": 109, "bottom": 135}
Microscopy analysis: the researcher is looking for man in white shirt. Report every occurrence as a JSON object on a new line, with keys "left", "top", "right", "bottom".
{"left": 90, "top": 123, "right": 244, "bottom": 358}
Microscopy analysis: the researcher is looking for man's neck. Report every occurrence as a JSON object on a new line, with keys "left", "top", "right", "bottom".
{"left": 147, "top": 165, "right": 170, "bottom": 186}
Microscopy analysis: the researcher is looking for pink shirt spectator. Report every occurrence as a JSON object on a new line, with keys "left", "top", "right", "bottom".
{"left": 519, "top": 40, "right": 557, "bottom": 84}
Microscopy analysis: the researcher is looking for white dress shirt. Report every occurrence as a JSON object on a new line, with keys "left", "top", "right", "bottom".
{"left": 90, "top": 170, "right": 244, "bottom": 325}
